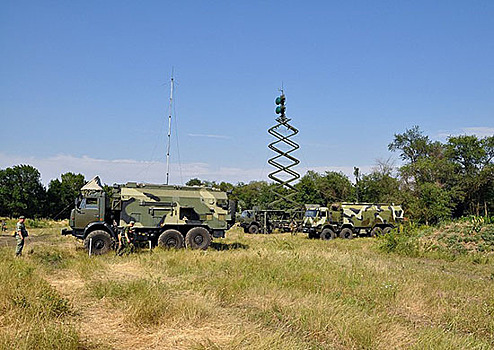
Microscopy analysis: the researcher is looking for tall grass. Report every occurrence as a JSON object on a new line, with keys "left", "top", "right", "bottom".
{"left": 0, "top": 248, "right": 81, "bottom": 350}
{"left": 377, "top": 220, "right": 494, "bottom": 261}
{"left": 1, "top": 225, "right": 493, "bottom": 349}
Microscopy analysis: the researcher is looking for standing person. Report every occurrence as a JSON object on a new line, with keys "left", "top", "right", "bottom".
{"left": 117, "top": 221, "right": 135, "bottom": 256}
{"left": 290, "top": 219, "right": 297, "bottom": 236}
{"left": 15, "top": 216, "right": 29, "bottom": 257}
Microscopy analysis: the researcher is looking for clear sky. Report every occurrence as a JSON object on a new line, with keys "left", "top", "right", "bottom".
{"left": 1, "top": 1, "right": 493, "bottom": 185}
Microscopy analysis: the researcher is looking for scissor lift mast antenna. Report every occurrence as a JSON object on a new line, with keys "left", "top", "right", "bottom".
{"left": 267, "top": 89, "right": 300, "bottom": 207}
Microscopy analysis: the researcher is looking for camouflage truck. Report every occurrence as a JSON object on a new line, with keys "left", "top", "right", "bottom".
{"left": 303, "top": 203, "right": 404, "bottom": 239}
{"left": 62, "top": 176, "right": 236, "bottom": 254}
{"left": 238, "top": 209, "right": 305, "bottom": 234}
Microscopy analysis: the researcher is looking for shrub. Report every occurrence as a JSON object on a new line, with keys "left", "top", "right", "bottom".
{"left": 377, "top": 224, "right": 420, "bottom": 257}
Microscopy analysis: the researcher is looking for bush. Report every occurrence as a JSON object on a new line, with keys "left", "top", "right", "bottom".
{"left": 377, "top": 224, "right": 420, "bottom": 257}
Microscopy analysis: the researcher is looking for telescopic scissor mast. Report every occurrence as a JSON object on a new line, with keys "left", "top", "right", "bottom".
{"left": 267, "top": 89, "right": 300, "bottom": 207}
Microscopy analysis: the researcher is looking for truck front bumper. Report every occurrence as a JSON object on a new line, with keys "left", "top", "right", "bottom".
{"left": 61, "top": 228, "right": 73, "bottom": 236}
{"left": 303, "top": 227, "right": 315, "bottom": 234}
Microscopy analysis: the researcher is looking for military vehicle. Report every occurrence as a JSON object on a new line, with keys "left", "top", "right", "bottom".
{"left": 238, "top": 209, "right": 304, "bottom": 234}
{"left": 303, "top": 203, "right": 404, "bottom": 239}
{"left": 62, "top": 176, "right": 236, "bottom": 254}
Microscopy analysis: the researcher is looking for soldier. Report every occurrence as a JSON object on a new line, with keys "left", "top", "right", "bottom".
{"left": 289, "top": 219, "right": 297, "bottom": 236}
{"left": 117, "top": 220, "right": 135, "bottom": 256}
{"left": 14, "top": 216, "right": 29, "bottom": 257}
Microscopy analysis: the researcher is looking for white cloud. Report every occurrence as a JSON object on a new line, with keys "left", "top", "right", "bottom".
{"left": 0, "top": 152, "right": 372, "bottom": 186}
{"left": 436, "top": 126, "right": 494, "bottom": 139}
{"left": 461, "top": 127, "right": 494, "bottom": 137}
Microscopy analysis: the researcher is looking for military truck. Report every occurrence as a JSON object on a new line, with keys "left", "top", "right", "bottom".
{"left": 62, "top": 176, "right": 236, "bottom": 254}
{"left": 238, "top": 209, "right": 304, "bottom": 234}
{"left": 303, "top": 203, "right": 404, "bottom": 239}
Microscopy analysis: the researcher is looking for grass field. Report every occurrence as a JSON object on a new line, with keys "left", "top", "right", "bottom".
{"left": 0, "top": 225, "right": 493, "bottom": 350}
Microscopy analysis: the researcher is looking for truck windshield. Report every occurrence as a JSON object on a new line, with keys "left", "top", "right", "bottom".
{"left": 80, "top": 197, "right": 98, "bottom": 209}
{"left": 304, "top": 210, "right": 317, "bottom": 218}
{"left": 241, "top": 210, "right": 252, "bottom": 218}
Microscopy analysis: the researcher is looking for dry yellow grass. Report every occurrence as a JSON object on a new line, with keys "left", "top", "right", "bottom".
{"left": 1, "top": 226, "right": 493, "bottom": 349}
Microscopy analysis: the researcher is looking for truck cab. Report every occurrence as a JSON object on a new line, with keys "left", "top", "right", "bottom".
{"left": 73, "top": 193, "right": 107, "bottom": 230}
{"left": 303, "top": 205, "right": 337, "bottom": 239}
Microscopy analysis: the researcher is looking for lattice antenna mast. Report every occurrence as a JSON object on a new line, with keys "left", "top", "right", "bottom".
{"left": 267, "top": 89, "right": 300, "bottom": 207}
{"left": 165, "top": 72, "right": 174, "bottom": 185}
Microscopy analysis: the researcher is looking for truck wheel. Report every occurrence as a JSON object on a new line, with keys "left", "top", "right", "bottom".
{"left": 320, "top": 228, "right": 336, "bottom": 240}
{"left": 371, "top": 227, "right": 383, "bottom": 237}
{"left": 308, "top": 231, "right": 318, "bottom": 239}
{"left": 339, "top": 228, "right": 353, "bottom": 239}
{"left": 158, "top": 229, "right": 184, "bottom": 249}
{"left": 84, "top": 230, "right": 113, "bottom": 255}
{"left": 382, "top": 227, "right": 392, "bottom": 235}
{"left": 185, "top": 227, "right": 211, "bottom": 250}
{"left": 248, "top": 224, "right": 259, "bottom": 234}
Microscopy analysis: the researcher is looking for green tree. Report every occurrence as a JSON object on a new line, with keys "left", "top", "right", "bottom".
{"left": 46, "top": 172, "right": 86, "bottom": 219}
{"left": 445, "top": 135, "right": 494, "bottom": 216}
{"left": 358, "top": 172, "right": 400, "bottom": 203}
{"left": 234, "top": 181, "right": 277, "bottom": 211}
{"left": 185, "top": 178, "right": 203, "bottom": 186}
{"left": 0, "top": 165, "right": 46, "bottom": 218}
{"left": 357, "top": 159, "right": 400, "bottom": 203}
{"left": 415, "top": 183, "right": 453, "bottom": 225}
{"left": 294, "top": 171, "right": 325, "bottom": 205}
{"left": 389, "top": 126, "right": 456, "bottom": 222}
{"left": 388, "top": 125, "right": 433, "bottom": 163}
{"left": 316, "top": 171, "right": 355, "bottom": 203}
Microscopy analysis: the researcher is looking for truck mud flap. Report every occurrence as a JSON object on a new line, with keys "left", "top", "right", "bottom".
{"left": 61, "top": 228, "right": 73, "bottom": 236}
{"left": 212, "top": 230, "right": 225, "bottom": 238}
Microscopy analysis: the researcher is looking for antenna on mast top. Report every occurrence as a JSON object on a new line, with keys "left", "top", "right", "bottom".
{"left": 165, "top": 69, "right": 174, "bottom": 185}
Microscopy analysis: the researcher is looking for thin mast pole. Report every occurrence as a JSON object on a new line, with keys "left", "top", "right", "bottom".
{"left": 166, "top": 73, "right": 174, "bottom": 185}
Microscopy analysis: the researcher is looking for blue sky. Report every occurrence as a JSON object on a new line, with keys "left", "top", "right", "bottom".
{"left": 1, "top": 1, "right": 493, "bottom": 185}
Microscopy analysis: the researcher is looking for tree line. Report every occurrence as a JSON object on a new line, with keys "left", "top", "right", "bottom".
{"left": 0, "top": 168, "right": 85, "bottom": 219}
{"left": 1, "top": 127, "right": 493, "bottom": 224}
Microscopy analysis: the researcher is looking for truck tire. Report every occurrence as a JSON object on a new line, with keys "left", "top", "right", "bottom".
{"left": 308, "top": 231, "right": 318, "bottom": 239}
{"left": 185, "top": 227, "right": 211, "bottom": 250}
{"left": 84, "top": 230, "right": 113, "bottom": 255}
{"left": 339, "top": 228, "right": 353, "bottom": 239}
{"left": 248, "top": 224, "right": 259, "bottom": 234}
{"left": 371, "top": 227, "right": 383, "bottom": 237}
{"left": 382, "top": 227, "right": 392, "bottom": 235}
{"left": 320, "top": 228, "right": 336, "bottom": 240}
{"left": 158, "top": 229, "right": 184, "bottom": 249}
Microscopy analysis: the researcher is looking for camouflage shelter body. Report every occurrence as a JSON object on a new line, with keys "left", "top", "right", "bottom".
{"left": 116, "top": 182, "right": 230, "bottom": 234}
{"left": 63, "top": 177, "right": 235, "bottom": 253}
{"left": 303, "top": 203, "right": 404, "bottom": 239}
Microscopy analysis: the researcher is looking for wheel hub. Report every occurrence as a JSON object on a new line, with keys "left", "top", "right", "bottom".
{"left": 94, "top": 239, "right": 104, "bottom": 250}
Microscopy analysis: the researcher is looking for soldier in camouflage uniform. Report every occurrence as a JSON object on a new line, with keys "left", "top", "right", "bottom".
{"left": 117, "top": 221, "right": 135, "bottom": 256}
{"left": 15, "top": 216, "right": 29, "bottom": 256}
